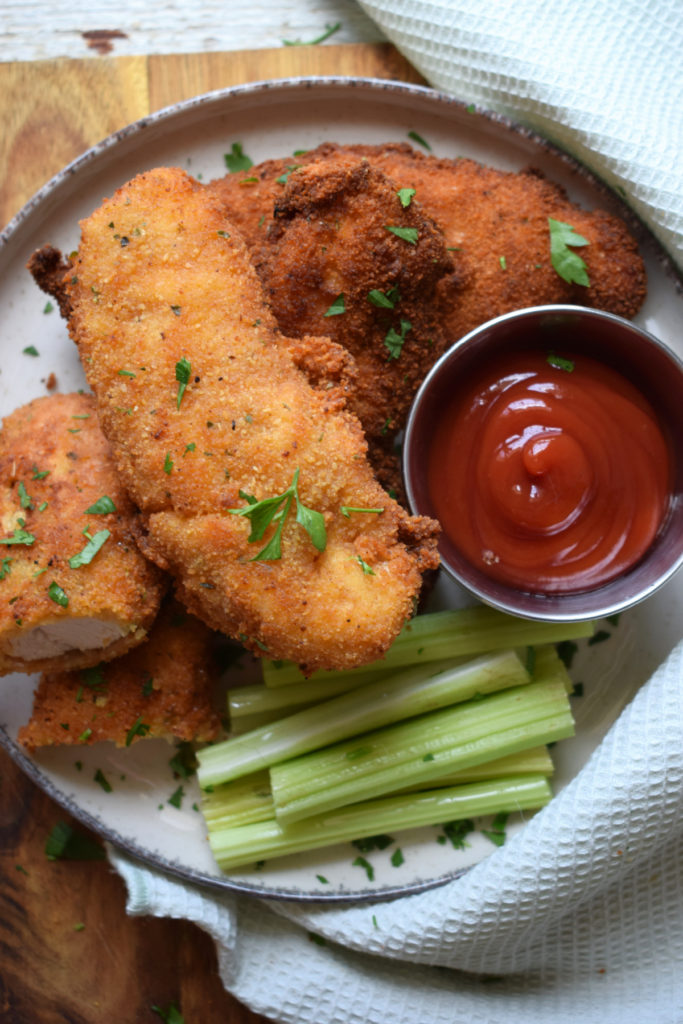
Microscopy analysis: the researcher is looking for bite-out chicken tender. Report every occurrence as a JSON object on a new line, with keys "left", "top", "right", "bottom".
{"left": 18, "top": 600, "right": 221, "bottom": 751}
{"left": 0, "top": 393, "right": 166, "bottom": 675}
{"left": 63, "top": 167, "right": 440, "bottom": 674}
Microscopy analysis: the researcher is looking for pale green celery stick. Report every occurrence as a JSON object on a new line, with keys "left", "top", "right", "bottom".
{"left": 270, "top": 679, "right": 574, "bottom": 824}
{"left": 393, "top": 746, "right": 555, "bottom": 792}
{"left": 202, "top": 770, "right": 273, "bottom": 829}
{"left": 197, "top": 650, "right": 530, "bottom": 790}
{"left": 200, "top": 748, "right": 553, "bottom": 828}
{"left": 263, "top": 606, "right": 594, "bottom": 687}
{"left": 530, "top": 644, "right": 574, "bottom": 693}
{"left": 208, "top": 774, "right": 553, "bottom": 871}
{"left": 228, "top": 673, "right": 371, "bottom": 720}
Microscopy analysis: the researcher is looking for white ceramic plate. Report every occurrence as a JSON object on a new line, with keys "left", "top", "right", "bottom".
{"left": 1, "top": 78, "right": 681, "bottom": 902}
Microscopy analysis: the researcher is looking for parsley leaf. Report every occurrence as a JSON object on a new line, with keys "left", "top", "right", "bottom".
{"left": 407, "top": 130, "right": 431, "bottom": 150}
{"left": 0, "top": 527, "right": 35, "bottom": 547}
{"left": 125, "top": 716, "right": 151, "bottom": 746}
{"left": 229, "top": 468, "right": 326, "bottom": 560}
{"left": 175, "top": 356, "right": 192, "bottom": 409}
{"left": 368, "top": 287, "right": 400, "bottom": 309}
{"left": 385, "top": 225, "right": 419, "bottom": 244}
{"left": 68, "top": 529, "right": 110, "bottom": 568}
{"left": 384, "top": 318, "right": 412, "bottom": 359}
{"left": 548, "top": 217, "right": 590, "bottom": 286}
{"left": 48, "top": 581, "right": 68, "bottom": 607}
{"left": 224, "top": 142, "right": 253, "bottom": 173}
{"left": 84, "top": 496, "right": 116, "bottom": 515}
{"left": 45, "top": 822, "right": 105, "bottom": 861}
{"left": 397, "top": 188, "right": 416, "bottom": 208}
{"left": 547, "top": 352, "right": 575, "bottom": 373}
{"left": 323, "top": 293, "right": 346, "bottom": 317}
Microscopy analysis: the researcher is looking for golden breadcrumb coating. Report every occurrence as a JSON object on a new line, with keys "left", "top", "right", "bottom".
{"left": 64, "top": 167, "right": 439, "bottom": 674}
{"left": 18, "top": 600, "right": 221, "bottom": 751}
{"left": 0, "top": 393, "right": 166, "bottom": 675}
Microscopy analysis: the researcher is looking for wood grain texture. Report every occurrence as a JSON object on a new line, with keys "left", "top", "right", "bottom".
{"left": 0, "top": 41, "right": 423, "bottom": 1024}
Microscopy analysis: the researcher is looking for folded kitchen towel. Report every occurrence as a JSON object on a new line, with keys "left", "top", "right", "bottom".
{"left": 110, "top": 3, "right": 683, "bottom": 1020}
{"left": 357, "top": 0, "right": 683, "bottom": 272}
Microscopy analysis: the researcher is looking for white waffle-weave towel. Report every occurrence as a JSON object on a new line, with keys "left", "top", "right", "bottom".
{"left": 111, "top": 3, "right": 683, "bottom": 1020}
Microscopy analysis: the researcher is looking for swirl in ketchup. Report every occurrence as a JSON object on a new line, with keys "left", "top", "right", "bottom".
{"left": 427, "top": 349, "right": 672, "bottom": 593}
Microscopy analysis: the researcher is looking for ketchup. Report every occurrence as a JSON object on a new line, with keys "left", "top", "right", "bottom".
{"left": 427, "top": 349, "right": 672, "bottom": 593}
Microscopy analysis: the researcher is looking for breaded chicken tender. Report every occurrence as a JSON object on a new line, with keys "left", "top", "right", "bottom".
{"left": 249, "top": 156, "right": 454, "bottom": 453}
{"left": 209, "top": 140, "right": 647, "bottom": 334}
{"left": 0, "top": 393, "right": 165, "bottom": 675}
{"left": 18, "top": 600, "right": 221, "bottom": 751}
{"left": 64, "top": 167, "right": 439, "bottom": 674}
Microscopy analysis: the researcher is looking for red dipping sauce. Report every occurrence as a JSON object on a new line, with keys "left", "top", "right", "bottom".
{"left": 428, "top": 349, "right": 672, "bottom": 593}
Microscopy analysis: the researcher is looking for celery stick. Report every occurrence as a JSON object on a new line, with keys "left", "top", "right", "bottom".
{"left": 228, "top": 673, "right": 371, "bottom": 721}
{"left": 207, "top": 774, "right": 553, "bottom": 871}
{"left": 270, "top": 679, "right": 574, "bottom": 824}
{"left": 395, "top": 746, "right": 555, "bottom": 790}
{"left": 201, "top": 770, "right": 273, "bottom": 829}
{"left": 197, "top": 650, "right": 530, "bottom": 790}
{"left": 263, "top": 606, "right": 594, "bottom": 686}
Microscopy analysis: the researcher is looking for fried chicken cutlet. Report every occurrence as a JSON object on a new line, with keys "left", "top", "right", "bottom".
{"left": 18, "top": 599, "right": 221, "bottom": 751}
{"left": 209, "top": 139, "right": 646, "bottom": 368}
{"left": 0, "top": 392, "right": 165, "bottom": 675}
{"left": 63, "top": 167, "right": 439, "bottom": 674}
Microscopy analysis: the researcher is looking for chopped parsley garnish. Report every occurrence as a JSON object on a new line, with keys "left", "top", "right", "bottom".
{"left": 175, "top": 356, "right": 192, "bottom": 409}
{"left": 32, "top": 465, "right": 50, "bottom": 480}
{"left": 351, "top": 855, "right": 375, "bottom": 880}
{"left": 356, "top": 556, "right": 375, "bottom": 575}
{"left": 68, "top": 529, "right": 110, "bottom": 568}
{"left": 390, "top": 847, "right": 405, "bottom": 867}
{"left": 282, "top": 20, "right": 341, "bottom": 45}
{"left": 0, "top": 557, "right": 12, "bottom": 580}
{"left": 94, "top": 768, "right": 112, "bottom": 793}
{"left": 22, "top": 345, "right": 39, "bottom": 357}
{"left": 48, "top": 581, "right": 68, "bottom": 607}
{"left": 125, "top": 716, "right": 151, "bottom": 746}
{"left": 323, "top": 293, "right": 346, "bottom": 317}
{"left": 169, "top": 741, "right": 198, "bottom": 779}
{"left": 168, "top": 785, "right": 185, "bottom": 808}
{"left": 368, "top": 286, "right": 400, "bottom": 309}
{"left": 45, "top": 821, "right": 105, "bottom": 861}
{"left": 397, "top": 187, "right": 416, "bottom": 208}
{"left": 163, "top": 452, "right": 174, "bottom": 475}
{"left": 407, "top": 130, "right": 431, "bottom": 150}
{"left": 385, "top": 225, "right": 419, "bottom": 245}
{"left": 548, "top": 217, "right": 590, "bottom": 286}
{"left": 117, "top": 368, "right": 136, "bottom": 377}
{"left": 151, "top": 1003, "right": 185, "bottom": 1024}
{"left": 43, "top": 301, "right": 54, "bottom": 314}
{"left": 0, "top": 528, "right": 35, "bottom": 546}
{"left": 340, "top": 505, "right": 384, "bottom": 517}
{"left": 440, "top": 818, "right": 475, "bottom": 849}
{"left": 17, "top": 481, "right": 33, "bottom": 509}
{"left": 229, "top": 468, "right": 326, "bottom": 560}
{"left": 224, "top": 142, "right": 253, "bottom": 173}
{"left": 547, "top": 352, "right": 575, "bottom": 373}
{"left": 84, "top": 495, "right": 116, "bottom": 515}
{"left": 384, "top": 318, "right": 412, "bottom": 359}
{"left": 275, "top": 164, "right": 302, "bottom": 185}
{"left": 482, "top": 810, "right": 509, "bottom": 847}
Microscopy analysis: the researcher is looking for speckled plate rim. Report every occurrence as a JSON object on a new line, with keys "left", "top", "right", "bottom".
{"left": 1, "top": 75, "right": 681, "bottom": 904}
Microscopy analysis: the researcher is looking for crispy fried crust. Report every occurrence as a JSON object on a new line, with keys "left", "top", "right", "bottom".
{"left": 64, "top": 167, "right": 439, "bottom": 674}
{"left": 251, "top": 156, "right": 454, "bottom": 450}
{"left": 18, "top": 600, "right": 221, "bottom": 751}
{"left": 0, "top": 393, "right": 166, "bottom": 675}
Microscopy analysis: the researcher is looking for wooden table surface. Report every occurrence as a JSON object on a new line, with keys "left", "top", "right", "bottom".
{"left": 0, "top": 43, "right": 424, "bottom": 1024}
